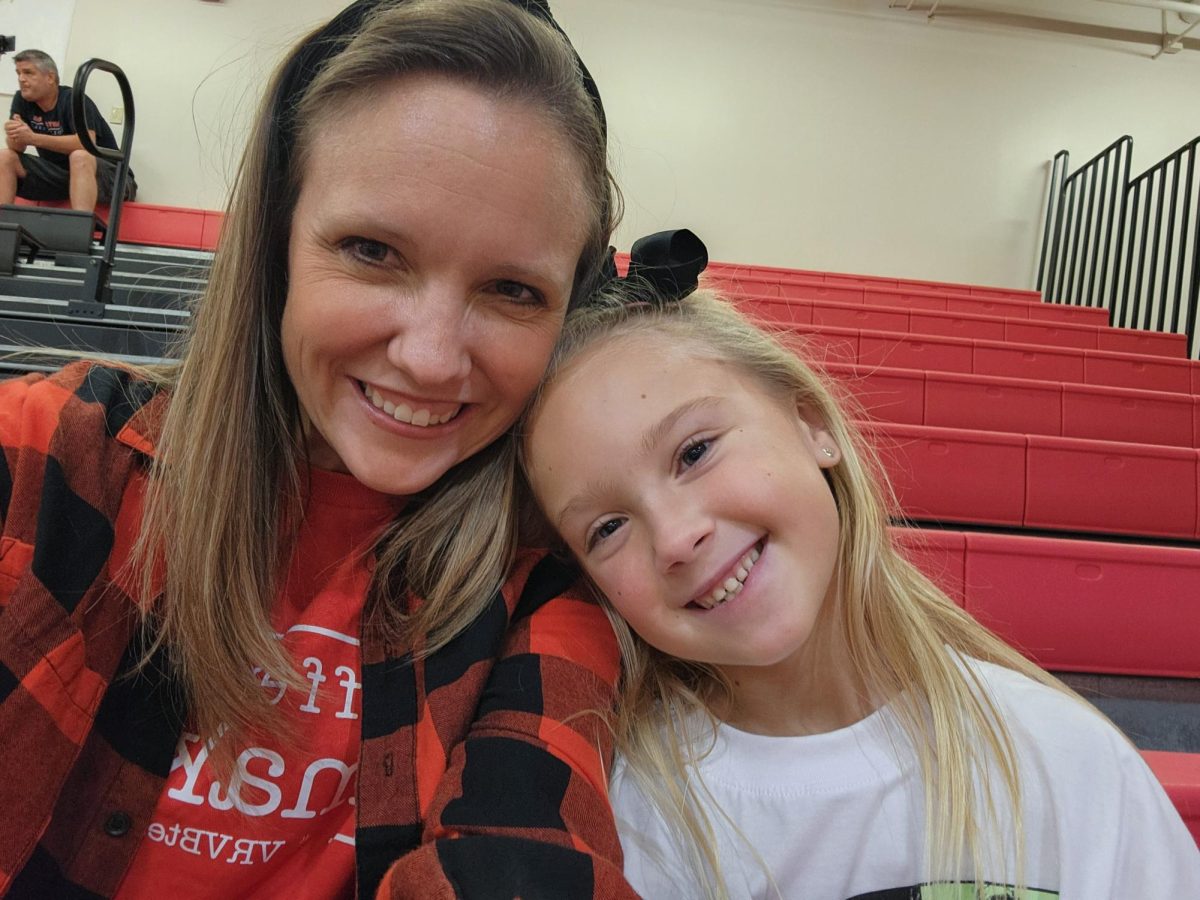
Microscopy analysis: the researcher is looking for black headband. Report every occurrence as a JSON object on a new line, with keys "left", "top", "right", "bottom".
{"left": 269, "top": 0, "right": 605, "bottom": 159}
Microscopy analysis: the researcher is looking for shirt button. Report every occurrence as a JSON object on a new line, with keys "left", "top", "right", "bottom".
{"left": 103, "top": 811, "right": 133, "bottom": 837}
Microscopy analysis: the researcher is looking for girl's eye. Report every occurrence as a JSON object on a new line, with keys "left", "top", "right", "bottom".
{"left": 340, "top": 237, "right": 392, "bottom": 266}
{"left": 492, "top": 279, "right": 544, "bottom": 306}
{"left": 586, "top": 517, "right": 626, "bottom": 552}
{"left": 678, "top": 438, "right": 712, "bottom": 471}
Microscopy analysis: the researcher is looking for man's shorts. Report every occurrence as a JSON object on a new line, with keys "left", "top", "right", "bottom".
{"left": 14, "top": 151, "right": 136, "bottom": 204}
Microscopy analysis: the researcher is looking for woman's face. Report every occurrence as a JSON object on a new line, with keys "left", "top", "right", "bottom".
{"left": 283, "top": 74, "right": 591, "bottom": 496}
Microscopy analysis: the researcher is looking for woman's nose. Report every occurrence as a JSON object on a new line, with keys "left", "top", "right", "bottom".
{"left": 385, "top": 286, "right": 472, "bottom": 386}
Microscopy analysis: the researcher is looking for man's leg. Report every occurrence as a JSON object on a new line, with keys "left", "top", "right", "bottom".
{"left": 94, "top": 158, "right": 132, "bottom": 206}
{"left": 0, "top": 148, "right": 27, "bottom": 204}
{"left": 6, "top": 154, "right": 70, "bottom": 203}
{"left": 67, "top": 149, "right": 98, "bottom": 211}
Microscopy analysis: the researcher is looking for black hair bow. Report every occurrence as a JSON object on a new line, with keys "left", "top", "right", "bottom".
{"left": 602, "top": 229, "right": 709, "bottom": 304}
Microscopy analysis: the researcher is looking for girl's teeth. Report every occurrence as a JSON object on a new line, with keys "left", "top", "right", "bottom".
{"left": 362, "top": 383, "right": 458, "bottom": 428}
{"left": 699, "top": 544, "right": 762, "bottom": 609}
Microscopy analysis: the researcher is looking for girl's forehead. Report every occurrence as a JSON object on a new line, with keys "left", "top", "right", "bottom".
{"left": 544, "top": 334, "right": 740, "bottom": 430}
{"left": 536, "top": 330, "right": 675, "bottom": 412}
{"left": 560, "top": 326, "right": 691, "bottom": 379}
{"left": 535, "top": 326, "right": 798, "bottom": 436}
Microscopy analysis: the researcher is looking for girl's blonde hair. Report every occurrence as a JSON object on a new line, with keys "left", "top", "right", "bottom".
{"left": 129, "top": 0, "right": 619, "bottom": 755}
{"left": 520, "top": 284, "right": 1074, "bottom": 898}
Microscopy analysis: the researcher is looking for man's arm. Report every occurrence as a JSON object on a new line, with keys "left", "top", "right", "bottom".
{"left": 5, "top": 97, "right": 26, "bottom": 152}
{"left": 5, "top": 116, "right": 96, "bottom": 156}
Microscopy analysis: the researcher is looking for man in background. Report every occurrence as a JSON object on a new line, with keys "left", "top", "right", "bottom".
{"left": 0, "top": 48, "right": 135, "bottom": 211}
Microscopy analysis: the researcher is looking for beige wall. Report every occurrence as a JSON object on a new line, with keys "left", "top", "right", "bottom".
{"left": 54, "top": 0, "right": 1200, "bottom": 288}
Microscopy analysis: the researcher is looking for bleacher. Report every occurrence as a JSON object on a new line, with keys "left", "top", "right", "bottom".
{"left": 707, "top": 258, "right": 1200, "bottom": 846}
{"left": 1, "top": 200, "right": 1196, "bottom": 847}
{"left": 0, "top": 200, "right": 211, "bottom": 373}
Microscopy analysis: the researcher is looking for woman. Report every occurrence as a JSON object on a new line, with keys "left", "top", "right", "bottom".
{"left": 0, "top": 1, "right": 633, "bottom": 897}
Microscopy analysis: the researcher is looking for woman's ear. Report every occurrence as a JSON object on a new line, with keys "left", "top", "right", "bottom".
{"left": 796, "top": 403, "right": 841, "bottom": 469}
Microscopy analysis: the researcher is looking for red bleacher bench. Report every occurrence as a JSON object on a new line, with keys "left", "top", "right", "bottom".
{"left": 825, "top": 364, "right": 1198, "bottom": 450}
{"left": 13, "top": 198, "right": 224, "bottom": 250}
{"left": 704, "top": 259, "right": 1043, "bottom": 303}
{"left": 782, "top": 322, "right": 1200, "bottom": 394}
{"left": 1144, "top": 751, "right": 1200, "bottom": 846}
{"left": 869, "top": 422, "right": 1200, "bottom": 540}
{"left": 744, "top": 295, "right": 1183, "bottom": 358}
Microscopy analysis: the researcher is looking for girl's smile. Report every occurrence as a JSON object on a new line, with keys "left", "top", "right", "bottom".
{"left": 686, "top": 539, "right": 762, "bottom": 610}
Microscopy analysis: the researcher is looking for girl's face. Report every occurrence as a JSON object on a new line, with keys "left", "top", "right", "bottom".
{"left": 527, "top": 333, "right": 844, "bottom": 681}
{"left": 283, "top": 75, "right": 590, "bottom": 496}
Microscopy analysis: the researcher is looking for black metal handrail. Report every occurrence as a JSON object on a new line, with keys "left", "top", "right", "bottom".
{"left": 71, "top": 57, "right": 134, "bottom": 306}
{"left": 1039, "top": 135, "right": 1200, "bottom": 359}
{"left": 1112, "top": 137, "right": 1200, "bottom": 356}
{"left": 1036, "top": 149, "right": 1070, "bottom": 296}
{"left": 1036, "top": 136, "right": 1132, "bottom": 316}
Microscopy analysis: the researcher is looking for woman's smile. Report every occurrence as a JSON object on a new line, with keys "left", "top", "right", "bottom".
{"left": 358, "top": 379, "right": 464, "bottom": 428}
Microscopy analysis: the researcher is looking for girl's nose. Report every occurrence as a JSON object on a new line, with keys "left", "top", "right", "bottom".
{"left": 651, "top": 504, "right": 714, "bottom": 574}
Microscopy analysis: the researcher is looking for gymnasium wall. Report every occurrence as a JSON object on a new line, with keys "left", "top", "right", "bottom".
{"left": 53, "top": 0, "right": 1200, "bottom": 287}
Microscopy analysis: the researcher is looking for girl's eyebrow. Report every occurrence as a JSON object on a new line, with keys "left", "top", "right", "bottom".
{"left": 556, "top": 479, "right": 622, "bottom": 532}
{"left": 638, "top": 395, "right": 723, "bottom": 456}
{"left": 554, "top": 395, "right": 724, "bottom": 531}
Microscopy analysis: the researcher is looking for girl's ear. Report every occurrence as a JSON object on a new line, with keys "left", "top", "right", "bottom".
{"left": 796, "top": 403, "right": 842, "bottom": 469}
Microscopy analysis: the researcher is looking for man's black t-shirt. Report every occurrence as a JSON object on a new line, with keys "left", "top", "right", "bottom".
{"left": 8, "top": 86, "right": 118, "bottom": 170}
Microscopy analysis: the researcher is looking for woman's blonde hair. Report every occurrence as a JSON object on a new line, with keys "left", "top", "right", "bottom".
{"left": 520, "top": 284, "right": 1075, "bottom": 898}
{"left": 130, "top": 0, "right": 619, "bottom": 755}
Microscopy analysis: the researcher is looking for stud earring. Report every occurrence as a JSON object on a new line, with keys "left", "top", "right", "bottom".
{"left": 821, "top": 448, "right": 835, "bottom": 458}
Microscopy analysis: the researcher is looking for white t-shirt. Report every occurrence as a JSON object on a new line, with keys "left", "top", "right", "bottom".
{"left": 610, "top": 659, "right": 1200, "bottom": 899}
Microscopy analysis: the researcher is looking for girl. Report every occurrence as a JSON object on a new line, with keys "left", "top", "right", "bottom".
{"left": 520, "top": 285, "right": 1200, "bottom": 899}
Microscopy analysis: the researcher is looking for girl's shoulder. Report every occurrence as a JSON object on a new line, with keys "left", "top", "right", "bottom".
{"left": 965, "top": 658, "right": 1200, "bottom": 891}
{"left": 962, "top": 656, "right": 1161, "bottom": 797}
{"left": 963, "top": 657, "right": 1124, "bottom": 751}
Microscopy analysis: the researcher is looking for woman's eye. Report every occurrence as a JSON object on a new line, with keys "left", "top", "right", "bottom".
{"left": 340, "top": 237, "right": 392, "bottom": 265}
{"left": 586, "top": 517, "right": 625, "bottom": 551}
{"left": 678, "top": 438, "right": 712, "bottom": 471}
{"left": 492, "top": 279, "right": 543, "bottom": 306}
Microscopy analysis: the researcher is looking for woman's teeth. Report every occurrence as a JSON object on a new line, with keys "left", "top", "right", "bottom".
{"left": 693, "top": 545, "right": 762, "bottom": 610}
{"left": 362, "top": 382, "right": 460, "bottom": 427}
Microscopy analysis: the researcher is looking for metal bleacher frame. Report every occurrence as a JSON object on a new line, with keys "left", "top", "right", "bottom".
{"left": 0, "top": 58, "right": 189, "bottom": 372}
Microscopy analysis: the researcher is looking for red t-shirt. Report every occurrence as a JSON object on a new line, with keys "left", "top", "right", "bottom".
{"left": 117, "top": 469, "right": 402, "bottom": 900}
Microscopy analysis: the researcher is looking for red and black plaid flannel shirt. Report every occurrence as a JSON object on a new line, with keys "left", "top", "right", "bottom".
{"left": 0, "top": 362, "right": 636, "bottom": 899}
